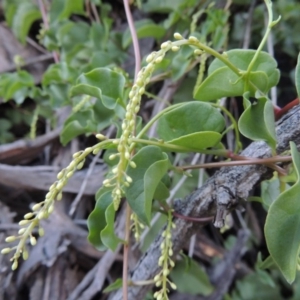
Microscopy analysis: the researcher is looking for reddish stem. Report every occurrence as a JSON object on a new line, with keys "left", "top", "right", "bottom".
{"left": 275, "top": 98, "right": 300, "bottom": 121}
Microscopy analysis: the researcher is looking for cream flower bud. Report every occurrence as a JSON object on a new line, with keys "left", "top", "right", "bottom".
{"left": 158, "top": 256, "right": 164, "bottom": 266}
{"left": 96, "top": 133, "right": 106, "bottom": 140}
{"left": 1, "top": 248, "right": 11, "bottom": 254}
{"left": 154, "top": 274, "right": 160, "bottom": 282}
{"left": 32, "top": 203, "right": 42, "bottom": 211}
{"left": 57, "top": 192, "right": 63, "bottom": 201}
{"left": 5, "top": 236, "right": 16, "bottom": 243}
{"left": 12, "top": 261, "right": 18, "bottom": 270}
{"left": 110, "top": 154, "right": 118, "bottom": 160}
{"left": 84, "top": 147, "right": 92, "bottom": 153}
{"left": 129, "top": 161, "right": 137, "bottom": 168}
{"left": 188, "top": 36, "right": 198, "bottom": 42}
{"left": 174, "top": 32, "right": 183, "bottom": 40}
{"left": 146, "top": 53, "right": 154, "bottom": 63}
{"left": 126, "top": 175, "right": 132, "bottom": 183}
{"left": 37, "top": 212, "right": 45, "bottom": 220}
{"left": 77, "top": 160, "right": 85, "bottom": 170}
{"left": 155, "top": 280, "right": 162, "bottom": 287}
{"left": 18, "top": 228, "right": 26, "bottom": 235}
{"left": 24, "top": 213, "right": 34, "bottom": 219}
{"left": 103, "top": 179, "right": 110, "bottom": 185}
{"left": 157, "top": 294, "right": 163, "bottom": 300}
{"left": 57, "top": 171, "right": 64, "bottom": 180}
{"left": 129, "top": 90, "right": 135, "bottom": 98}
{"left": 93, "top": 148, "right": 100, "bottom": 155}
{"left": 163, "top": 269, "right": 169, "bottom": 276}
{"left": 170, "top": 282, "right": 177, "bottom": 290}
{"left": 19, "top": 220, "right": 30, "bottom": 226}
{"left": 38, "top": 227, "right": 45, "bottom": 237}
{"left": 48, "top": 205, "right": 54, "bottom": 214}
{"left": 45, "top": 192, "right": 52, "bottom": 199}
{"left": 56, "top": 181, "right": 64, "bottom": 190}
{"left": 22, "top": 249, "right": 29, "bottom": 260}
{"left": 72, "top": 151, "right": 81, "bottom": 158}
{"left": 136, "top": 78, "right": 143, "bottom": 86}
{"left": 155, "top": 56, "right": 163, "bottom": 64}
{"left": 66, "top": 171, "right": 74, "bottom": 178}
{"left": 160, "top": 41, "right": 168, "bottom": 49}
{"left": 171, "top": 46, "right": 180, "bottom": 52}
{"left": 138, "top": 87, "right": 145, "bottom": 95}
{"left": 30, "top": 236, "right": 37, "bottom": 246}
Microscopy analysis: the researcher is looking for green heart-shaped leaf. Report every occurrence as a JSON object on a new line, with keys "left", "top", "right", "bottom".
{"left": 12, "top": 3, "right": 41, "bottom": 44}
{"left": 194, "top": 49, "right": 280, "bottom": 101}
{"left": 166, "top": 131, "right": 222, "bottom": 150}
{"left": 71, "top": 68, "right": 126, "bottom": 109}
{"left": 101, "top": 203, "right": 124, "bottom": 251}
{"left": 295, "top": 53, "right": 300, "bottom": 99}
{"left": 87, "top": 191, "right": 113, "bottom": 251}
{"left": 265, "top": 142, "right": 300, "bottom": 283}
{"left": 125, "top": 146, "right": 169, "bottom": 225}
{"left": 238, "top": 93, "right": 276, "bottom": 150}
{"left": 157, "top": 101, "right": 225, "bottom": 150}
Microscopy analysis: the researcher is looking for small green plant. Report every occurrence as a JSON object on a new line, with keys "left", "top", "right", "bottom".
{"left": 2, "top": 0, "right": 300, "bottom": 299}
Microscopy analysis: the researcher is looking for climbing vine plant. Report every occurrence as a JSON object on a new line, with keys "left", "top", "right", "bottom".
{"left": 2, "top": 0, "right": 300, "bottom": 298}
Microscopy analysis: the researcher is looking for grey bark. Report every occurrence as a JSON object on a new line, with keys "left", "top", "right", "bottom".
{"left": 110, "top": 105, "right": 300, "bottom": 300}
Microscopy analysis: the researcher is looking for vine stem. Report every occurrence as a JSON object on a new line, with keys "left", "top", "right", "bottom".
{"left": 37, "top": 0, "right": 59, "bottom": 63}
{"left": 123, "top": 0, "right": 141, "bottom": 81}
{"left": 122, "top": 0, "right": 141, "bottom": 299}
{"left": 179, "top": 155, "right": 292, "bottom": 172}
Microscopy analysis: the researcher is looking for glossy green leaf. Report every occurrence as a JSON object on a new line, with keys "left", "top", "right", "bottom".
{"left": 103, "top": 278, "right": 123, "bottom": 293}
{"left": 50, "top": 0, "right": 85, "bottom": 22}
{"left": 87, "top": 191, "right": 113, "bottom": 251}
{"left": 194, "top": 49, "right": 280, "bottom": 101}
{"left": 12, "top": 2, "right": 41, "bottom": 44}
{"left": 122, "top": 19, "right": 166, "bottom": 48}
{"left": 166, "top": 131, "right": 222, "bottom": 151}
{"left": 60, "top": 98, "right": 114, "bottom": 145}
{"left": 0, "top": 119, "right": 14, "bottom": 143}
{"left": 46, "top": 84, "right": 70, "bottom": 108}
{"left": 42, "top": 62, "right": 78, "bottom": 85}
{"left": 56, "top": 21, "right": 90, "bottom": 65}
{"left": 3, "top": 0, "right": 18, "bottom": 27}
{"left": 71, "top": 68, "right": 126, "bottom": 109}
{"left": 238, "top": 94, "right": 276, "bottom": 150}
{"left": 170, "top": 257, "right": 214, "bottom": 296}
{"left": 153, "top": 181, "right": 170, "bottom": 201}
{"left": 125, "top": 146, "right": 169, "bottom": 225}
{"left": 157, "top": 102, "right": 225, "bottom": 149}
{"left": 296, "top": 53, "right": 300, "bottom": 99}
{"left": 0, "top": 71, "right": 34, "bottom": 104}
{"left": 100, "top": 203, "right": 123, "bottom": 251}
{"left": 261, "top": 174, "right": 288, "bottom": 210}
{"left": 265, "top": 142, "right": 300, "bottom": 283}
{"left": 194, "top": 68, "right": 269, "bottom": 101}
{"left": 230, "top": 271, "right": 281, "bottom": 300}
